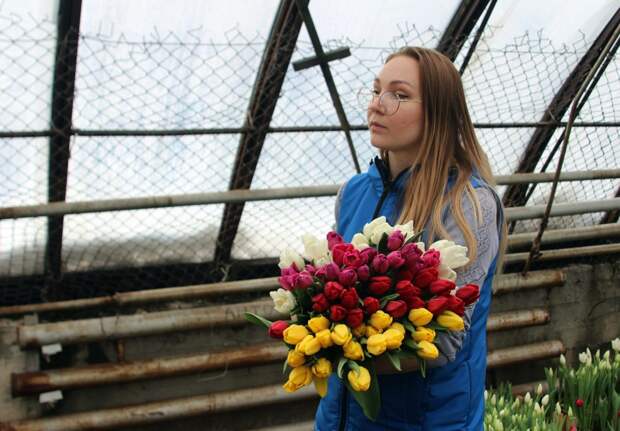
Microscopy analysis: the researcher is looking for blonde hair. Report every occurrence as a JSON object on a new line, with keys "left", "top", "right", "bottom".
{"left": 382, "top": 46, "right": 506, "bottom": 263}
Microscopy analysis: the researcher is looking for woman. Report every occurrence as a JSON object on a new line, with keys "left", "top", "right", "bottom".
{"left": 314, "top": 47, "right": 506, "bottom": 430}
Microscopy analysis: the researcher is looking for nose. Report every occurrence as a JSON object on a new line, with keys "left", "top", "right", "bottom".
{"left": 368, "top": 93, "right": 385, "bottom": 115}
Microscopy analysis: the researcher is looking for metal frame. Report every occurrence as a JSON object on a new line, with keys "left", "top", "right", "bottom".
{"left": 502, "top": 9, "right": 620, "bottom": 210}
{"left": 44, "top": 0, "right": 82, "bottom": 300}
{"left": 600, "top": 184, "right": 620, "bottom": 224}
{"left": 212, "top": 0, "right": 304, "bottom": 266}
{"left": 436, "top": 0, "right": 492, "bottom": 61}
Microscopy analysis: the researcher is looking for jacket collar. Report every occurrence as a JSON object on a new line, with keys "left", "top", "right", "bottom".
{"left": 368, "top": 156, "right": 412, "bottom": 195}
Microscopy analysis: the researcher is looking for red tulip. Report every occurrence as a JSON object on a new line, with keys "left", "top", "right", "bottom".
{"left": 338, "top": 268, "right": 358, "bottom": 286}
{"left": 427, "top": 296, "right": 450, "bottom": 315}
{"left": 346, "top": 308, "right": 364, "bottom": 328}
{"left": 340, "top": 288, "right": 360, "bottom": 309}
{"left": 343, "top": 250, "right": 364, "bottom": 269}
{"left": 384, "top": 300, "right": 407, "bottom": 318}
{"left": 369, "top": 275, "right": 392, "bottom": 296}
{"left": 446, "top": 295, "right": 465, "bottom": 316}
{"left": 324, "top": 281, "right": 345, "bottom": 301}
{"left": 414, "top": 267, "right": 439, "bottom": 288}
{"left": 268, "top": 320, "right": 289, "bottom": 339}
{"left": 371, "top": 254, "right": 389, "bottom": 274}
{"left": 312, "top": 293, "right": 329, "bottom": 312}
{"left": 429, "top": 279, "right": 455, "bottom": 296}
{"left": 387, "top": 251, "right": 405, "bottom": 269}
{"left": 356, "top": 264, "right": 370, "bottom": 282}
{"left": 456, "top": 284, "right": 480, "bottom": 305}
{"left": 330, "top": 305, "right": 347, "bottom": 322}
{"left": 363, "top": 297, "right": 380, "bottom": 315}
{"left": 327, "top": 231, "right": 344, "bottom": 250}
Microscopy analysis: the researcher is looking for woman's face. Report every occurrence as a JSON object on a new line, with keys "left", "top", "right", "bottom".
{"left": 367, "top": 55, "right": 424, "bottom": 154}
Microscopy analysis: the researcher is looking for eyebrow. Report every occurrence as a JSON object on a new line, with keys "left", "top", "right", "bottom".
{"left": 373, "top": 77, "right": 416, "bottom": 88}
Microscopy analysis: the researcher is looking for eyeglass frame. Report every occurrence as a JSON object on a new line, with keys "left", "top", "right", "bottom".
{"left": 357, "top": 87, "right": 422, "bottom": 116}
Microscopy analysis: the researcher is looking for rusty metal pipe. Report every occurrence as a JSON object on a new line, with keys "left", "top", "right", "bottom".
{"left": 1, "top": 341, "right": 565, "bottom": 430}
{"left": 487, "top": 309, "right": 550, "bottom": 332}
{"left": 505, "top": 243, "right": 620, "bottom": 264}
{"left": 508, "top": 223, "right": 620, "bottom": 249}
{"left": 17, "top": 299, "right": 283, "bottom": 348}
{"left": 492, "top": 270, "right": 565, "bottom": 295}
{"left": 0, "top": 384, "right": 316, "bottom": 431}
{"left": 487, "top": 340, "right": 565, "bottom": 368}
{"left": 12, "top": 343, "right": 287, "bottom": 396}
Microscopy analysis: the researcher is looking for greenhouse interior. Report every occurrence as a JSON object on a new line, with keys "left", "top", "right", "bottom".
{"left": 0, "top": 0, "right": 619, "bottom": 430}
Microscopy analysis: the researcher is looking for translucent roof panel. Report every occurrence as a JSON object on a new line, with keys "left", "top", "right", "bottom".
{"left": 62, "top": 205, "right": 223, "bottom": 272}
{"left": 0, "top": 0, "right": 57, "bottom": 131}
{"left": 0, "top": 218, "right": 46, "bottom": 277}
{"left": 65, "top": 135, "right": 237, "bottom": 200}
{"left": 271, "top": 0, "right": 460, "bottom": 127}
{"left": 75, "top": 0, "right": 279, "bottom": 130}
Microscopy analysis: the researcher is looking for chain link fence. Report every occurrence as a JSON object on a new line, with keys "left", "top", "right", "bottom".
{"left": 0, "top": 12, "right": 618, "bottom": 304}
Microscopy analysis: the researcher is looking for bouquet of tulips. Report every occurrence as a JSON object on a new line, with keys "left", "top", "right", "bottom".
{"left": 245, "top": 216, "right": 480, "bottom": 420}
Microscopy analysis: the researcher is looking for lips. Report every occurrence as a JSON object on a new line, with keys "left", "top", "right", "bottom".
{"left": 369, "top": 121, "right": 387, "bottom": 130}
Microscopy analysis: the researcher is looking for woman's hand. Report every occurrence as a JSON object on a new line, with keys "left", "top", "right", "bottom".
{"left": 374, "top": 354, "right": 419, "bottom": 375}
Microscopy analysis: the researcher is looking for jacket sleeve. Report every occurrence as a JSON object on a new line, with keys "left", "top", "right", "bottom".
{"left": 426, "top": 186, "right": 500, "bottom": 367}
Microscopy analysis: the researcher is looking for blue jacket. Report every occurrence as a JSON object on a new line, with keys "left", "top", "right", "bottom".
{"left": 314, "top": 157, "right": 503, "bottom": 430}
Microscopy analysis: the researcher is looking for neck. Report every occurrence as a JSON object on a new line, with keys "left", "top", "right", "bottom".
{"left": 386, "top": 150, "right": 416, "bottom": 180}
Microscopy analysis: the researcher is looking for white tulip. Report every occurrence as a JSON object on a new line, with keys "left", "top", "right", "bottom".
{"left": 559, "top": 354, "right": 566, "bottom": 366}
{"left": 524, "top": 392, "right": 532, "bottom": 404}
{"left": 541, "top": 394, "right": 549, "bottom": 406}
{"left": 363, "top": 216, "right": 387, "bottom": 238}
{"left": 555, "top": 402, "right": 562, "bottom": 415}
{"left": 429, "top": 239, "right": 469, "bottom": 269}
{"left": 269, "top": 288, "right": 296, "bottom": 314}
{"left": 278, "top": 248, "right": 305, "bottom": 270}
{"left": 536, "top": 383, "right": 543, "bottom": 395}
{"left": 369, "top": 222, "right": 394, "bottom": 244}
{"left": 351, "top": 233, "right": 370, "bottom": 250}
{"left": 611, "top": 337, "right": 620, "bottom": 353}
{"left": 438, "top": 265, "right": 457, "bottom": 282}
{"left": 301, "top": 234, "right": 330, "bottom": 265}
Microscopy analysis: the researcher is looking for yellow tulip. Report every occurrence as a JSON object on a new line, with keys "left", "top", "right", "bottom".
{"left": 287, "top": 349, "right": 305, "bottom": 367}
{"left": 296, "top": 334, "right": 321, "bottom": 356}
{"left": 307, "top": 316, "right": 330, "bottom": 334}
{"left": 389, "top": 322, "right": 406, "bottom": 335}
{"left": 408, "top": 308, "right": 433, "bottom": 327}
{"left": 315, "top": 329, "right": 333, "bottom": 348}
{"left": 314, "top": 376, "right": 328, "bottom": 397}
{"left": 365, "top": 325, "right": 381, "bottom": 337}
{"left": 343, "top": 340, "right": 364, "bottom": 361}
{"left": 417, "top": 340, "right": 439, "bottom": 360}
{"left": 331, "top": 324, "right": 352, "bottom": 346}
{"left": 437, "top": 311, "right": 465, "bottom": 331}
{"left": 352, "top": 323, "right": 366, "bottom": 338}
{"left": 311, "top": 357, "right": 332, "bottom": 378}
{"left": 347, "top": 366, "right": 371, "bottom": 391}
{"left": 412, "top": 327, "right": 436, "bottom": 343}
{"left": 283, "top": 365, "right": 313, "bottom": 392}
{"left": 383, "top": 328, "right": 404, "bottom": 350}
{"left": 367, "top": 333, "right": 388, "bottom": 356}
{"left": 369, "top": 310, "right": 393, "bottom": 331}
{"left": 283, "top": 324, "right": 310, "bottom": 345}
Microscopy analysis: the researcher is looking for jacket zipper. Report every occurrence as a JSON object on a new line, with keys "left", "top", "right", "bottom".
{"left": 338, "top": 386, "right": 348, "bottom": 430}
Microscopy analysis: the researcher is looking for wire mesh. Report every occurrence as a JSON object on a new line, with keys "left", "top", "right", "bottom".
{"left": 0, "top": 12, "right": 618, "bottom": 304}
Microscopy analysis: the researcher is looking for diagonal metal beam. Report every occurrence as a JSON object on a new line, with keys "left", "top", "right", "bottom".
{"left": 502, "top": 9, "right": 620, "bottom": 209}
{"left": 436, "top": 0, "right": 492, "bottom": 61}
{"left": 293, "top": 0, "right": 361, "bottom": 174}
{"left": 213, "top": 0, "right": 304, "bottom": 266}
{"left": 45, "top": 0, "right": 82, "bottom": 300}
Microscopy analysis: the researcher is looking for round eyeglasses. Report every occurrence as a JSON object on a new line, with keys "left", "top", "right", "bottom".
{"left": 356, "top": 88, "right": 421, "bottom": 116}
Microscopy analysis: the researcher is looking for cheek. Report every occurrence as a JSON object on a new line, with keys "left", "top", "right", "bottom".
{"left": 394, "top": 110, "right": 424, "bottom": 138}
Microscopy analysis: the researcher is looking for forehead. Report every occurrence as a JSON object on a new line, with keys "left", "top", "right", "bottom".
{"left": 375, "top": 55, "right": 420, "bottom": 87}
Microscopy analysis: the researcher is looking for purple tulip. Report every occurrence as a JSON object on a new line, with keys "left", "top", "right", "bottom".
{"left": 338, "top": 268, "right": 358, "bottom": 286}
{"left": 387, "top": 230, "right": 405, "bottom": 251}
{"left": 327, "top": 231, "right": 344, "bottom": 251}
{"left": 371, "top": 254, "right": 389, "bottom": 274}
{"left": 324, "top": 262, "right": 341, "bottom": 281}
{"left": 387, "top": 250, "right": 405, "bottom": 268}
{"left": 356, "top": 264, "right": 370, "bottom": 282}
{"left": 295, "top": 271, "right": 314, "bottom": 289}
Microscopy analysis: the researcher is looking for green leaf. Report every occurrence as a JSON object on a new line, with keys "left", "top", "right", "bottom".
{"left": 344, "top": 361, "right": 381, "bottom": 421}
{"left": 282, "top": 359, "right": 289, "bottom": 375}
{"left": 244, "top": 312, "right": 273, "bottom": 329}
{"left": 403, "top": 230, "right": 424, "bottom": 245}
{"left": 403, "top": 320, "right": 416, "bottom": 333}
{"left": 404, "top": 339, "right": 419, "bottom": 351}
{"left": 337, "top": 356, "right": 348, "bottom": 379}
{"left": 378, "top": 232, "right": 389, "bottom": 254}
{"left": 379, "top": 293, "right": 400, "bottom": 308}
{"left": 348, "top": 360, "right": 361, "bottom": 373}
{"left": 419, "top": 359, "right": 427, "bottom": 378}
{"left": 386, "top": 351, "right": 402, "bottom": 372}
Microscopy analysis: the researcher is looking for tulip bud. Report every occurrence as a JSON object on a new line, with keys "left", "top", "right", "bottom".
{"left": 367, "top": 333, "right": 388, "bottom": 355}
{"left": 416, "top": 340, "right": 439, "bottom": 360}
{"left": 311, "top": 357, "right": 332, "bottom": 378}
{"left": 287, "top": 349, "right": 306, "bottom": 367}
{"left": 329, "top": 304, "right": 347, "bottom": 322}
{"left": 437, "top": 310, "right": 465, "bottom": 330}
{"left": 338, "top": 268, "right": 358, "bottom": 287}
{"left": 396, "top": 268, "right": 414, "bottom": 281}
{"left": 371, "top": 254, "right": 389, "bottom": 274}
{"left": 330, "top": 324, "right": 352, "bottom": 345}
{"left": 343, "top": 250, "right": 363, "bottom": 269}
{"left": 295, "top": 271, "right": 314, "bottom": 289}
{"left": 426, "top": 296, "right": 450, "bottom": 315}
{"left": 389, "top": 322, "right": 406, "bottom": 335}
{"left": 296, "top": 334, "right": 321, "bottom": 356}
{"left": 307, "top": 316, "right": 330, "bottom": 334}
{"left": 387, "top": 229, "right": 404, "bottom": 251}
{"left": 315, "top": 329, "right": 333, "bottom": 348}
{"left": 324, "top": 281, "right": 344, "bottom": 301}
{"left": 283, "top": 365, "right": 312, "bottom": 392}
{"left": 368, "top": 275, "right": 392, "bottom": 296}
{"left": 404, "top": 295, "right": 425, "bottom": 310}
{"left": 356, "top": 264, "right": 370, "bottom": 282}
{"left": 340, "top": 288, "right": 360, "bottom": 309}
{"left": 386, "top": 251, "right": 405, "bottom": 268}
{"left": 326, "top": 231, "right": 343, "bottom": 251}
{"left": 331, "top": 243, "right": 353, "bottom": 266}
{"left": 360, "top": 247, "right": 378, "bottom": 264}
{"left": 422, "top": 249, "right": 441, "bottom": 268}
{"left": 412, "top": 327, "right": 436, "bottom": 343}
{"left": 268, "top": 320, "right": 289, "bottom": 339}
{"left": 446, "top": 295, "right": 465, "bottom": 316}
{"left": 352, "top": 323, "right": 366, "bottom": 338}
{"left": 408, "top": 308, "right": 433, "bottom": 327}
{"left": 575, "top": 399, "right": 584, "bottom": 408}
{"left": 312, "top": 293, "right": 329, "bottom": 313}
{"left": 283, "top": 324, "right": 309, "bottom": 345}
{"left": 324, "top": 262, "right": 341, "bottom": 281}
{"left": 413, "top": 267, "right": 439, "bottom": 288}
{"left": 346, "top": 308, "right": 364, "bottom": 329}
{"left": 384, "top": 300, "right": 407, "bottom": 319}
{"left": 343, "top": 339, "right": 364, "bottom": 361}
{"left": 347, "top": 366, "right": 371, "bottom": 392}
{"left": 304, "top": 264, "right": 317, "bottom": 275}
{"left": 363, "top": 296, "right": 380, "bottom": 315}
{"left": 455, "top": 284, "right": 480, "bottom": 305}
{"left": 429, "top": 279, "right": 455, "bottom": 296}
{"left": 369, "top": 310, "right": 393, "bottom": 330}
{"left": 383, "top": 328, "right": 404, "bottom": 349}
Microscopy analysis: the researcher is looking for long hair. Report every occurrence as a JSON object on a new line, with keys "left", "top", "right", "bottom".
{"left": 382, "top": 46, "right": 507, "bottom": 264}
